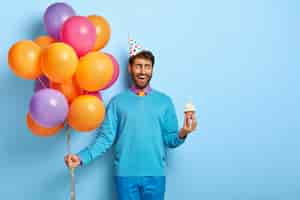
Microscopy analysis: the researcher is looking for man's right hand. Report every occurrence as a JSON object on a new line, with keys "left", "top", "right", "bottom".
{"left": 64, "top": 154, "right": 81, "bottom": 168}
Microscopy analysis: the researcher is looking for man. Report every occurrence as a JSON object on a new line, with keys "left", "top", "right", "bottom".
{"left": 65, "top": 38, "right": 197, "bottom": 200}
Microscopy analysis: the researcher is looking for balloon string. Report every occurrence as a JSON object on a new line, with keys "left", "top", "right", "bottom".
{"left": 66, "top": 126, "right": 76, "bottom": 200}
{"left": 38, "top": 77, "right": 47, "bottom": 89}
{"left": 66, "top": 126, "right": 71, "bottom": 154}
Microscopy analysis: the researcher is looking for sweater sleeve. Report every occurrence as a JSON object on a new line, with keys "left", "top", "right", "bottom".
{"left": 77, "top": 99, "right": 118, "bottom": 165}
{"left": 162, "top": 98, "right": 186, "bottom": 148}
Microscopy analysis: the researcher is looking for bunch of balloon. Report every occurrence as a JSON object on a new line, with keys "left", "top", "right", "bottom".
{"left": 7, "top": 2, "right": 120, "bottom": 200}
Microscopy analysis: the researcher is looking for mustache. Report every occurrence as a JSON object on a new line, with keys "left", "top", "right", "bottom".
{"left": 135, "top": 74, "right": 151, "bottom": 78}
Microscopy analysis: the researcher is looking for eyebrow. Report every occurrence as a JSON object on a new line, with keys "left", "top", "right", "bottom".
{"left": 135, "top": 64, "right": 151, "bottom": 66}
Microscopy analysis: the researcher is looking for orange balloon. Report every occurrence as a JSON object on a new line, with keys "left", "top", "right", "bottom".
{"left": 68, "top": 95, "right": 105, "bottom": 132}
{"left": 41, "top": 42, "right": 78, "bottom": 83}
{"left": 50, "top": 76, "right": 82, "bottom": 103}
{"left": 26, "top": 113, "right": 64, "bottom": 137}
{"left": 87, "top": 15, "right": 111, "bottom": 51}
{"left": 8, "top": 40, "right": 42, "bottom": 80}
{"left": 34, "top": 35, "right": 56, "bottom": 49}
{"left": 76, "top": 52, "right": 114, "bottom": 91}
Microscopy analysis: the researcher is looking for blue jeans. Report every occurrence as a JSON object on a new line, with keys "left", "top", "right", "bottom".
{"left": 115, "top": 176, "right": 166, "bottom": 200}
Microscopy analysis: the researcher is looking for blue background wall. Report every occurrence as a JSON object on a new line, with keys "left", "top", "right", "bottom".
{"left": 1, "top": 0, "right": 299, "bottom": 199}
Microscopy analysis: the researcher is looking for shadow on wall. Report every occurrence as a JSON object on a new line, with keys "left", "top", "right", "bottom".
{"left": 28, "top": 18, "right": 47, "bottom": 39}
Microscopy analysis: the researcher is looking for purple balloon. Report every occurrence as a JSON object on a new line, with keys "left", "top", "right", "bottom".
{"left": 29, "top": 89, "right": 69, "bottom": 128}
{"left": 44, "top": 2, "right": 76, "bottom": 40}
{"left": 34, "top": 75, "right": 49, "bottom": 92}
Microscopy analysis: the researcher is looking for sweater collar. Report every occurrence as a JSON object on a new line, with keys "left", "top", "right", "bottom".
{"left": 130, "top": 85, "right": 152, "bottom": 96}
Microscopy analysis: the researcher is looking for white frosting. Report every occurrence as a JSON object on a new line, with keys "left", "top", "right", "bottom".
{"left": 184, "top": 102, "right": 196, "bottom": 112}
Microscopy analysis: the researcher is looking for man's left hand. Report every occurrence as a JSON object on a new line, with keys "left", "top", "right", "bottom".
{"left": 179, "top": 112, "right": 197, "bottom": 139}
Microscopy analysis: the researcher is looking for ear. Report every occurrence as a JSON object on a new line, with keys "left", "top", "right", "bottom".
{"left": 128, "top": 64, "right": 132, "bottom": 74}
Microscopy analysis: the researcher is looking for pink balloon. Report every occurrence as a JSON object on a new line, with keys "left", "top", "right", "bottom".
{"left": 60, "top": 16, "right": 96, "bottom": 57}
{"left": 100, "top": 53, "right": 120, "bottom": 90}
{"left": 82, "top": 90, "right": 103, "bottom": 101}
{"left": 88, "top": 91, "right": 103, "bottom": 101}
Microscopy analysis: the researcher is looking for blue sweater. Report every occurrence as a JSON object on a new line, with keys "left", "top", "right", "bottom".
{"left": 77, "top": 88, "right": 185, "bottom": 176}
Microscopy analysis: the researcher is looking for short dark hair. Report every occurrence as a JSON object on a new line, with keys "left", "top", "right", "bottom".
{"left": 129, "top": 50, "right": 155, "bottom": 66}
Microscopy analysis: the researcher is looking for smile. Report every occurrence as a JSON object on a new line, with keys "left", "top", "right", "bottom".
{"left": 137, "top": 75, "right": 147, "bottom": 80}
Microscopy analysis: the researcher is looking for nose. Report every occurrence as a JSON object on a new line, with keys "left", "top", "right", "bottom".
{"left": 138, "top": 65, "right": 146, "bottom": 74}
{"left": 141, "top": 66, "right": 146, "bottom": 73}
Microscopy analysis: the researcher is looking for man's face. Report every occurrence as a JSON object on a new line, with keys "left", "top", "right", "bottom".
{"left": 128, "top": 58, "right": 153, "bottom": 89}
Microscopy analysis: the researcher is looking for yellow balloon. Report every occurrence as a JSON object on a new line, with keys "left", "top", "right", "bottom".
{"left": 8, "top": 40, "right": 42, "bottom": 80}
{"left": 50, "top": 76, "right": 82, "bottom": 103}
{"left": 76, "top": 52, "right": 114, "bottom": 91}
{"left": 34, "top": 35, "right": 56, "bottom": 49}
{"left": 68, "top": 95, "right": 105, "bottom": 132}
{"left": 41, "top": 42, "right": 78, "bottom": 83}
{"left": 88, "top": 15, "right": 111, "bottom": 51}
{"left": 26, "top": 113, "right": 64, "bottom": 137}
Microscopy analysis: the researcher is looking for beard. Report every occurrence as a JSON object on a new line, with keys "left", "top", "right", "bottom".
{"left": 131, "top": 73, "right": 152, "bottom": 89}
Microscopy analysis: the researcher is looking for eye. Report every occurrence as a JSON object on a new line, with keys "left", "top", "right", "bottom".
{"left": 134, "top": 65, "right": 142, "bottom": 70}
{"left": 145, "top": 65, "right": 152, "bottom": 70}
